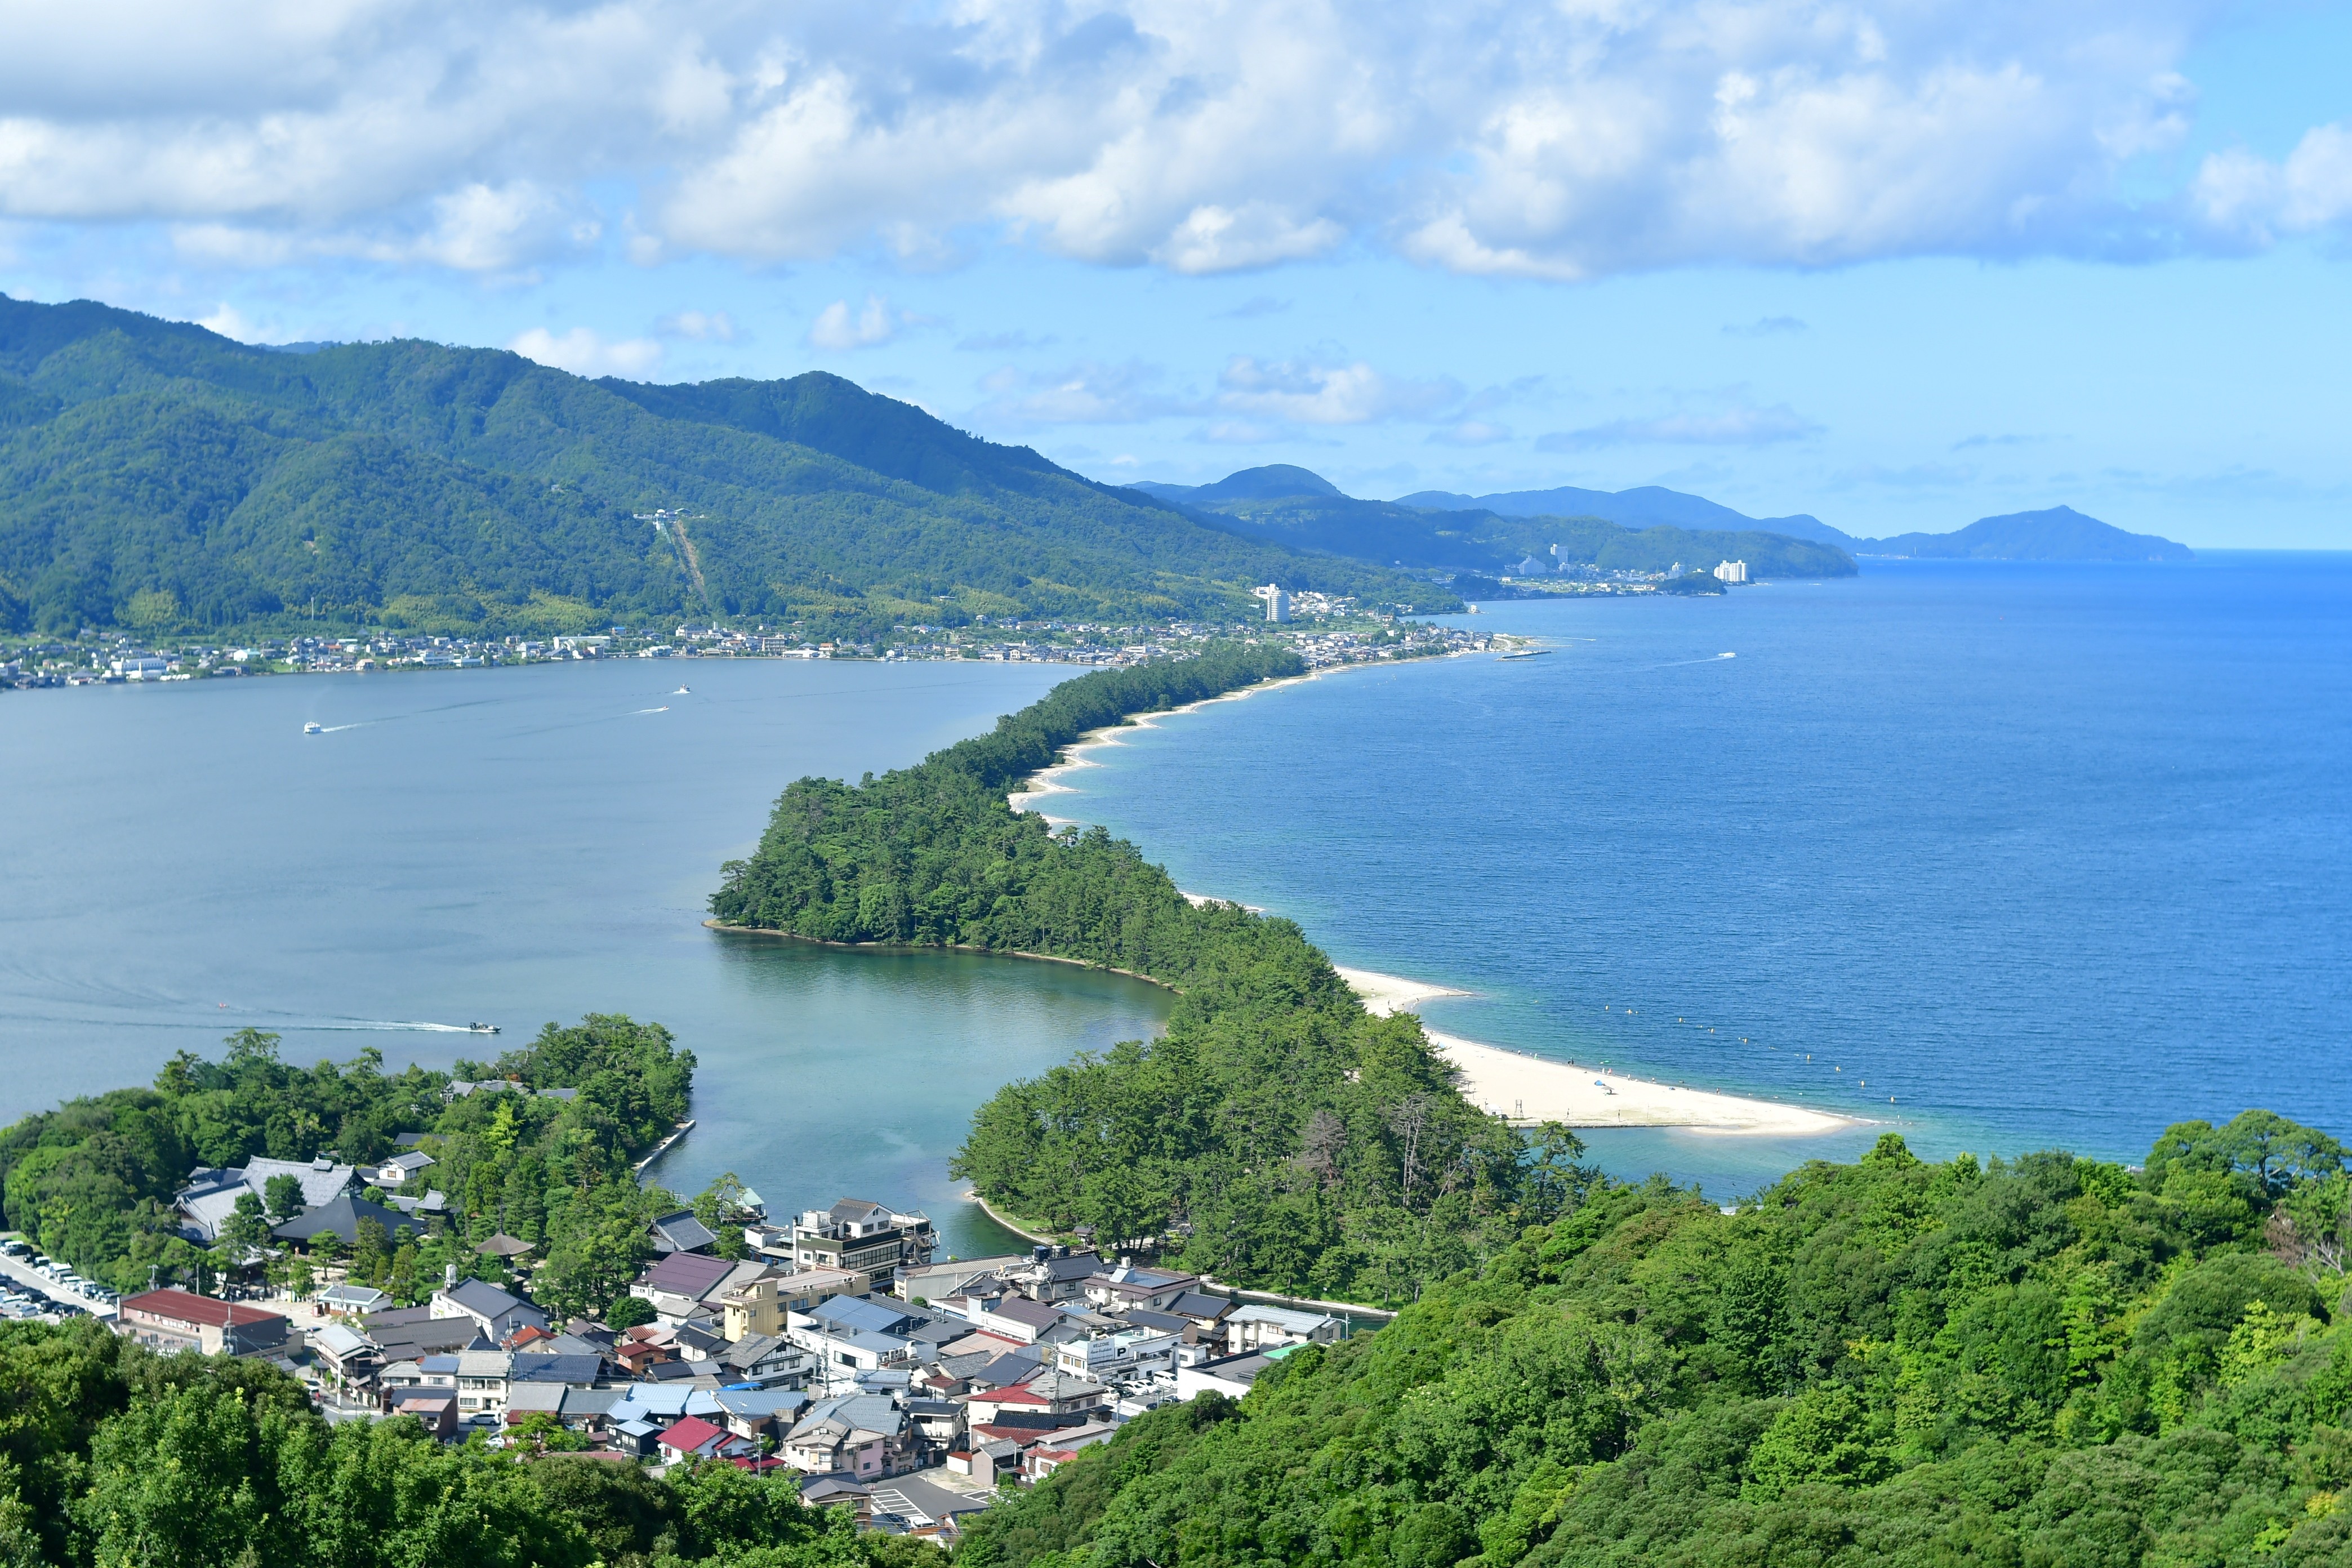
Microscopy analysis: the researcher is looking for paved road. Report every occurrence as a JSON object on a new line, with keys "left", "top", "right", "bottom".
{"left": 0, "top": 1249, "right": 116, "bottom": 1316}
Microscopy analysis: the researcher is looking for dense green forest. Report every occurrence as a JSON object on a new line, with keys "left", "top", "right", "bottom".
{"left": 1134, "top": 466, "right": 1856, "bottom": 582}
{"left": 0, "top": 1317, "right": 940, "bottom": 1568}
{"left": 0, "top": 295, "right": 1453, "bottom": 639}
{"left": 0, "top": 1015, "right": 696, "bottom": 1318}
{"left": 963, "top": 1112, "right": 2352, "bottom": 1568}
{"left": 1853, "top": 506, "right": 2195, "bottom": 562}
{"left": 711, "top": 647, "right": 1596, "bottom": 1300}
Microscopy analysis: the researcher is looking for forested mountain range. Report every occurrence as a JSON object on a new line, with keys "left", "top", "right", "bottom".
{"left": 1131, "top": 467, "right": 1859, "bottom": 582}
{"left": 1396, "top": 478, "right": 1851, "bottom": 547}
{"left": 1402, "top": 482, "right": 2193, "bottom": 563}
{"left": 0, "top": 296, "right": 1451, "bottom": 638}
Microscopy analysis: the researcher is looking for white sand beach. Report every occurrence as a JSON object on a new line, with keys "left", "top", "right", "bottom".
{"left": 1338, "top": 966, "right": 1853, "bottom": 1136}
{"left": 1007, "top": 667, "right": 1325, "bottom": 818}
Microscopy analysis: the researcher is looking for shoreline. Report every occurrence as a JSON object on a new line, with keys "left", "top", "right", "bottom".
{"left": 1008, "top": 653, "right": 1462, "bottom": 818}
{"left": 704, "top": 920, "right": 1179, "bottom": 992}
{"left": 1338, "top": 965, "right": 1854, "bottom": 1135}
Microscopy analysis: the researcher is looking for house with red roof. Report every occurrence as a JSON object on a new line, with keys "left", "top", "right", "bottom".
{"left": 655, "top": 1415, "right": 755, "bottom": 1464}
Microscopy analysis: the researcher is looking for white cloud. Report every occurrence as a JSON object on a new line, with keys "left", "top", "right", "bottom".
{"left": 509, "top": 326, "right": 663, "bottom": 378}
{"left": 1537, "top": 404, "right": 1820, "bottom": 451}
{"left": 195, "top": 302, "right": 267, "bottom": 342}
{"left": 659, "top": 309, "right": 741, "bottom": 342}
{"left": 978, "top": 359, "right": 1196, "bottom": 424}
{"left": 1217, "top": 357, "right": 1460, "bottom": 425}
{"left": 808, "top": 295, "right": 903, "bottom": 350}
{"left": 1427, "top": 420, "right": 1512, "bottom": 447}
{"left": 7, "top": 1, "right": 2297, "bottom": 281}
{"left": 2191, "top": 123, "right": 2352, "bottom": 244}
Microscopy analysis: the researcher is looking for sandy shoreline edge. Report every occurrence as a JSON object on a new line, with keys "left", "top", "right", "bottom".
{"left": 1006, "top": 660, "right": 1855, "bottom": 1137}
{"left": 1006, "top": 655, "right": 1445, "bottom": 819}
{"left": 1336, "top": 966, "right": 1852, "bottom": 1135}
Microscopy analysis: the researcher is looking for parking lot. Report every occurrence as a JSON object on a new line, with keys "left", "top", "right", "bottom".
{"left": 0, "top": 1239, "right": 118, "bottom": 1318}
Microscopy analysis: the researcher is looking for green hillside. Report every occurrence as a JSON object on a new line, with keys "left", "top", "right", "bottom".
{"left": 0, "top": 296, "right": 1454, "bottom": 638}
{"left": 1134, "top": 467, "right": 1857, "bottom": 581}
{"left": 965, "top": 1112, "right": 2352, "bottom": 1568}
{"left": 1856, "top": 506, "right": 2194, "bottom": 562}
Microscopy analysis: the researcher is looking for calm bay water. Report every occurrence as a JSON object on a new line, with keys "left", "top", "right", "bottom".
{"left": 1045, "top": 555, "right": 2352, "bottom": 1197}
{"left": 7, "top": 555, "right": 2344, "bottom": 1226}
{"left": 0, "top": 658, "right": 1171, "bottom": 1257}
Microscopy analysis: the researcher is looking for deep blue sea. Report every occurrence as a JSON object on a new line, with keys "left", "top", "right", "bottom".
{"left": 1041, "top": 555, "right": 2352, "bottom": 1198}
{"left": 3, "top": 556, "right": 2342, "bottom": 1225}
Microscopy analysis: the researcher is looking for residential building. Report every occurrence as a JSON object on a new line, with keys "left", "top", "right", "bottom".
{"left": 389, "top": 1392, "right": 457, "bottom": 1437}
{"left": 712, "top": 1331, "right": 810, "bottom": 1388}
{"left": 1053, "top": 1326, "right": 1179, "bottom": 1380}
{"left": 368, "top": 1151, "right": 436, "bottom": 1187}
{"left": 1163, "top": 1289, "right": 1237, "bottom": 1338}
{"left": 429, "top": 1279, "right": 550, "bottom": 1343}
{"left": 780, "top": 1393, "right": 911, "bottom": 1478}
{"left": 117, "top": 1289, "right": 289, "bottom": 1357}
{"left": 1026, "top": 1419, "right": 1121, "bottom": 1480}
{"left": 453, "top": 1349, "right": 512, "bottom": 1417}
{"left": 313, "top": 1284, "right": 392, "bottom": 1317}
{"left": 657, "top": 1415, "right": 756, "bottom": 1464}
{"left": 787, "top": 1200, "right": 938, "bottom": 1288}
{"left": 1224, "top": 1303, "right": 1344, "bottom": 1352}
{"left": 1081, "top": 1262, "right": 1201, "bottom": 1315}
{"left": 893, "top": 1255, "right": 1024, "bottom": 1304}
{"left": 712, "top": 1387, "right": 813, "bottom": 1445}
{"left": 1254, "top": 583, "right": 1290, "bottom": 622}
{"left": 1177, "top": 1347, "right": 1292, "bottom": 1400}
{"left": 502, "top": 1383, "right": 569, "bottom": 1428}
{"left": 507, "top": 1352, "right": 604, "bottom": 1388}
{"left": 308, "top": 1323, "right": 382, "bottom": 1390}
{"left": 647, "top": 1210, "right": 720, "bottom": 1255}
{"left": 360, "top": 1304, "right": 481, "bottom": 1362}
{"left": 950, "top": 1293, "right": 1062, "bottom": 1345}
{"left": 1713, "top": 559, "right": 1749, "bottom": 584}
{"left": 630, "top": 1250, "right": 761, "bottom": 1325}
{"left": 998, "top": 1248, "right": 1105, "bottom": 1304}
{"left": 718, "top": 1267, "right": 863, "bottom": 1339}
{"left": 963, "top": 1369, "right": 1108, "bottom": 1426}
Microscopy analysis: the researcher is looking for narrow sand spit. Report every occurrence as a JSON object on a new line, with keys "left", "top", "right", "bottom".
{"left": 1338, "top": 966, "right": 1852, "bottom": 1135}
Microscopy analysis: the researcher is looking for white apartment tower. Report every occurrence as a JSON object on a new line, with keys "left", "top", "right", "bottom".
{"left": 1254, "top": 584, "right": 1291, "bottom": 622}
{"left": 1712, "top": 560, "right": 1749, "bottom": 584}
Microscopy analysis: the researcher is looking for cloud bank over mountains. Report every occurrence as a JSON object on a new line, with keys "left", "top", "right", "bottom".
{"left": 3, "top": 0, "right": 2344, "bottom": 282}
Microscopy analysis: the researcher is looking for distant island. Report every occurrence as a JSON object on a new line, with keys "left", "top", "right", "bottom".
{"left": 1406, "top": 483, "right": 2193, "bottom": 563}
{"left": 1845, "top": 505, "right": 2195, "bottom": 562}
{"left": 0, "top": 295, "right": 1449, "bottom": 642}
{"left": 1130, "top": 465, "right": 1858, "bottom": 585}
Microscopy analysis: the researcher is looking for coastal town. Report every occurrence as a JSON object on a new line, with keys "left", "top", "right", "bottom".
{"left": 2, "top": 1138, "right": 1351, "bottom": 1542}
{"left": 0, "top": 586, "right": 1503, "bottom": 692}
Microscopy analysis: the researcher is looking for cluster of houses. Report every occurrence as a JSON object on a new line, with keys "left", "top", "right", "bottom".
{"left": 114, "top": 1177, "right": 1349, "bottom": 1538}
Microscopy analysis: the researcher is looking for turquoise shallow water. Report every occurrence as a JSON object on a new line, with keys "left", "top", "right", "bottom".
{"left": 1038, "top": 555, "right": 2352, "bottom": 1199}
{"left": 0, "top": 659, "right": 1171, "bottom": 1257}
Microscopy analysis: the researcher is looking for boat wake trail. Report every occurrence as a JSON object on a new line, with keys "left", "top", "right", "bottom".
{"left": 631, "top": 706, "right": 670, "bottom": 715}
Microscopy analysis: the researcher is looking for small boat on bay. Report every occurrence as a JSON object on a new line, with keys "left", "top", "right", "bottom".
{"left": 302, "top": 721, "right": 323, "bottom": 734}
{"left": 466, "top": 1022, "right": 499, "bottom": 1035}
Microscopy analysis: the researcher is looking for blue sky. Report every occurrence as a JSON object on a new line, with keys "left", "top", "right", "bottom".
{"left": 3, "top": 0, "right": 2348, "bottom": 546}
